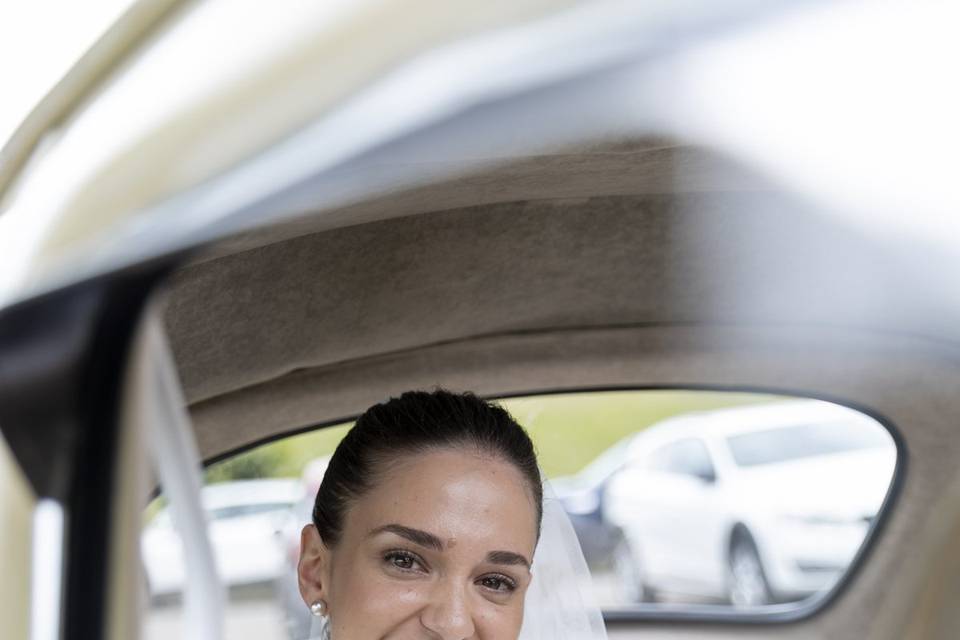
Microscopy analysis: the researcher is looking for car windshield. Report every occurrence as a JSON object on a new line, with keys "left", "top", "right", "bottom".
{"left": 726, "top": 422, "right": 891, "bottom": 467}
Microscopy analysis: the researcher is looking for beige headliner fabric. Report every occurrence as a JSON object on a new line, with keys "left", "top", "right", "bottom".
{"left": 165, "top": 191, "right": 944, "bottom": 407}
{"left": 194, "top": 140, "right": 766, "bottom": 262}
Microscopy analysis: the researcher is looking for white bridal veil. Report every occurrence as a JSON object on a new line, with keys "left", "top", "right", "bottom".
{"left": 307, "top": 478, "right": 608, "bottom": 640}
{"left": 519, "top": 479, "right": 609, "bottom": 640}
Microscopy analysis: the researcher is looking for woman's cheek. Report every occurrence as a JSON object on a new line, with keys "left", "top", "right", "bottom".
{"left": 472, "top": 599, "right": 526, "bottom": 638}
{"left": 331, "top": 572, "right": 428, "bottom": 637}
{"left": 358, "top": 571, "right": 429, "bottom": 617}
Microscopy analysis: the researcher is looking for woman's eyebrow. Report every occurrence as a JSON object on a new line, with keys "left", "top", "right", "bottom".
{"left": 368, "top": 525, "right": 532, "bottom": 567}
{"left": 486, "top": 550, "right": 531, "bottom": 569}
{"left": 369, "top": 524, "right": 444, "bottom": 550}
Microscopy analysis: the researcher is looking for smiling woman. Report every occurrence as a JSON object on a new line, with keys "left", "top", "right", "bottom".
{"left": 296, "top": 389, "right": 575, "bottom": 640}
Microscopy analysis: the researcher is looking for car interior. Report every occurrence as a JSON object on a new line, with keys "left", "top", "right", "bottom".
{"left": 149, "top": 137, "right": 952, "bottom": 639}
{"left": 2, "top": 3, "right": 960, "bottom": 640}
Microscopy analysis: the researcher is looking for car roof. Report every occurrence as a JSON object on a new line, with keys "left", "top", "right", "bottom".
{"left": 632, "top": 399, "right": 883, "bottom": 446}
{"left": 1, "top": 1, "right": 954, "bottom": 467}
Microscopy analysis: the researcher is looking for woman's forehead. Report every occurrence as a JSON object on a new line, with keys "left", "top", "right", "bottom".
{"left": 348, "top": 449, "right": 538, "bottom": 552}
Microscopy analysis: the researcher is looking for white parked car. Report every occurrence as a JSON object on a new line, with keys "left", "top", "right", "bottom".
{"left": 603, "top": 400, "right": 897, "bottom": 607}
{"left": 142, "top": 479, "right": 303, "bottom": 597}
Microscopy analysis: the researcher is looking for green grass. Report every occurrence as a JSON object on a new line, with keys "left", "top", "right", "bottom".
{"left": 205, "top": 390, "right": 782, "bottom": 483}
{"left": 205, "top": 422, "right": 353, "bottom": 484}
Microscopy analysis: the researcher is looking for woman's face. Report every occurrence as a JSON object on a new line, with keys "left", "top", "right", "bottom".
{"left": 298, "top": 448, "right": 539, "bottom": 639}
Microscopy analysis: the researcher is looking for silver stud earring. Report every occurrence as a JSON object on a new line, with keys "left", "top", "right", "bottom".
{"left": 310, "top": 599, "right": 328, "bottom": 617}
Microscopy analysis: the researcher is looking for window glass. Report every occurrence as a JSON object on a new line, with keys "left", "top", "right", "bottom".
{"left": 142, "top": 425, "right": 350, "bottom": 640}
{"left": 142, "top": 390, "right": 898, "bottom": 638}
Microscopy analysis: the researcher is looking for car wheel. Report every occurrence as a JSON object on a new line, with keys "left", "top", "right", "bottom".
{"left": 727, "top": 533, "right": 773, "bottom": 607}
{"left": 613, "top": 535, "right": 656, "bottom": 603}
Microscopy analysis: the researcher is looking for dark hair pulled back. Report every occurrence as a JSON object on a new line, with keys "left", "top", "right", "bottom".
{"left": 312, "top": 389, "right": 543, "bottom": 546}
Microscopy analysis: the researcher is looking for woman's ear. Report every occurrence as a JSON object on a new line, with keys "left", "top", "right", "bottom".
{"left": 297, "top": 524, "right": 331, "bottom": 607}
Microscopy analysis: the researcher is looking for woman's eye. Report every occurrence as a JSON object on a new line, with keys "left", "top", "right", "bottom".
{"left": 478, "top": 574, "right": 517, "bottom": 593}
{"left": 384, "top": 551, "right": 423, "bottom": 572}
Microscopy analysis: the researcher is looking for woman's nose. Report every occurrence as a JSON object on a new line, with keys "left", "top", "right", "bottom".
{"left": 420, "top": 580, "right": 476, "bottom": 639}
